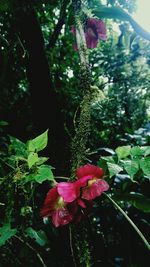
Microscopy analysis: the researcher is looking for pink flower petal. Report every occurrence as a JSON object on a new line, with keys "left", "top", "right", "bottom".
{"left": 85, "top": 33, "right": 98, "bottom": 49}
{"left": 40, "top": 187, "right": 58, "bottom": 217}
{"left": 82, "top": 179, "right": 109, "bottom": 200}
{"left": 71, "top": 26, "right": 76, "bottom": 34}
{"left": 73, "top": 43, "right": 78, "bottom": 51}
{"left": 57, "top": 182, "right": 79, "bottom": 202}
{"left": 77, "top": 198, "right": 87, "bottom": 208}
{"left": 40, "top": 207, "right": 53, "bottom": 218}
{"left": 71, "top": 18, "right": 107, "bottom": 51}
{"left": 76, "top": 164, "right": 104, "bottom": 179}
{"left": 98, "top": 33, "right": 107, "bottom": 40}
{"left": 75, "top": 175, "right": 92, "bottom": 187}
{"left": 51, "top": 208, "right": 73, "bottom": 227}
{"left": 57, "top": 176, "right": 91, "bottom": 202}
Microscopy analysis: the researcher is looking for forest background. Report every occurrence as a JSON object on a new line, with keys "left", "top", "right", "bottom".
{"left": 0, "top": 0, "right": 150, "bottom": 267}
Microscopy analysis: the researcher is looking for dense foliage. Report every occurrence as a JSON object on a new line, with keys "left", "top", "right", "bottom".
{"left": 0, "top": 0, "right": 150, "bottom": 266}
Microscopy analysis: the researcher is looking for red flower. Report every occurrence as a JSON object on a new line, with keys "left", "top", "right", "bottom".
{"left": 41, "top": 164, "right": 109, "bottom": 227}
{"left": 76, "top": 164, "right": 109, "bottom": 200}
{"left": 72, "top": 18, "right": 107, "bottom": 50}
{"left": 41, "top": 186, "right": 74, "bottom": 227}
{"left": 57, "top": 176, "right": 91, "bottom": 202}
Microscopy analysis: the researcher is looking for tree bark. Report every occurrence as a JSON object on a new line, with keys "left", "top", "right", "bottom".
{"left": 16, "top": 5, "right": 69, "bottom": 174}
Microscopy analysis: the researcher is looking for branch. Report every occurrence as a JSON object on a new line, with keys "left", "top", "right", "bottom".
{"left": 104, "top": 193, "right": 150, "bottom": 250}
{"left": 14, "top": 235, "right": 47, "bottom": 267}
{"left": 93, "top": 6, "right": 150, "bottom": 41}
{"left": 47, "top": 0, "right": 71, "bottom": 49}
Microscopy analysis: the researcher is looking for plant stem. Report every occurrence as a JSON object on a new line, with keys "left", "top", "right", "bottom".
{"left": 104, "top": 193, "right": 150, "bottom": 250}
{"left": 14, "top": 235, "right": 47, "bottom": 267}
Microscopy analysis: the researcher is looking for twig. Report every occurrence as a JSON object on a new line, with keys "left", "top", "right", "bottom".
{"left": 73, "top": 105, "right": 80, "bottom": 130}
{"left": 55, "top": 176, "right": 69, "bottom": 180}
{"left": 47, "top": 0, "right": 71, "bottom": 49}
{"left": 0, "top": 157, "right": 15, "bottom": 170}
{"left": 69, "top": 226, "right": 77, "bottom": 267}
{"left": 17, "top": 35, "right": 27, "bottom": 58}
{"left": 103, "top": 193, "right": 150, "bottom": 250}
{"left": 14, "top": 235, "right": 47, "bottom": 267}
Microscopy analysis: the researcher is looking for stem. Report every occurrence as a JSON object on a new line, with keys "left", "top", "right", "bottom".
{"left": 55, "top": 176, "right": 69, "bottom": 180}
{"left": 69, "top": 1, "right": 92, "bottom": 266}
{"left": 14, "top": 235, "right": 47, "bottom": 267}
{"left": 70, "top": 1, "right": 92, "bottom": 179}
{"left": 69, "top": 226, "right": 77, "bottom": 267}
{"left": 104, "top": 193, "right": 150, "bottom": 250}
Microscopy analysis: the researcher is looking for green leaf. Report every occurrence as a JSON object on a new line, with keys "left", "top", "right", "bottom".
{"left": 24, "top": 165, "right": 54, "bottom": 184}
{"left": 123, "top": 159, "right": 139, "bottom": 180}
{"left": 27, "top": 152, "right": 39, "bottom": 169}
{"left": 101, "top": 156, "right": 115, "bottom": 163}
{"left": 36, "top": 157, "right": 49, "bottom": 165}
{"left": 141, "top": 146, "right": 150, "bottom": 157}
{"left": 98, "top": 147, "right": 115, "bottom": 155}
{"left": 115, "top": 146, "right": 131, "bottom": 160}
{"left": 93, "top": 6, "right": 150, "bottom": 41}
{"left": 0, "top": 224, "right": 17, "bottom": 246}
{"left": 0, "top": 120, "right": 8, "bottom": 126}
{"left": 9, "top": 136, "right": 27, "bottom": 157}
{"left": 130, "top": 146, "right": 143, "bottom": 157}
{"left": 114, "top": 193, "right": 150, "bottom": 213}
{"left": 34, "top": 165, "right": 54, "bottom": 183}
{"left": 107, "top": 162, "right": 123, "bottom": 178}
{"left": 140, "top": 158, "right": 150, "bottom": 178}
{"left": 25, "top": 227, "right": 48, "bottom": 247}
{"left": 0, "top": 0, "right": 11, "bottom": 11}
{"left": 27, "top": 130, "right": 48, "bottom": 153}
{"left": 98, "top": 158, "right": 108, "bottom": 174}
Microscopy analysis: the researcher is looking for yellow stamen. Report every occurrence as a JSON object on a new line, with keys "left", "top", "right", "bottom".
{"left": 87, "top": 178, "right": 97, "bottom": 187}
{"left": 54, "top": 196, "right": 65, "bottom": 209}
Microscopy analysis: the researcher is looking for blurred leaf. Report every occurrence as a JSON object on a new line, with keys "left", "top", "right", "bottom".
{"left": 101, "top": 156, "right": 115, "bottom": 163}
{"left": 114, "top": 193, "right": 150, "bottom": 213}
{"left": 25, "top": 227, "right": 48, "bottom": 246}
{"left": 141, "top": 146, "right": 150, "bottom": 156}
{"left": 130, "top": 146, "right": 143, "bottom": 157}
{"left": 27, "top": 152, "right": 38, "bottom": 169}
{"left": 140, "top": 158, "right": 150, "bottom": 178}
{"left": 93, "top": 5, "right": 150, "bottom": 41}
{"left": 0, "top": 121, "right": 8, "bottom": 126}
{"left": 115, "top": 146, "right": 131, "bottom": 159}
{"left": 123, "top": 159, "right": 139, "bottom": 180}
{"left": 98, "top": 147, "right": 115, "bottom": 155}
{"left": 98, "top": 158, "right": 108, "bottom": 173}
{"left": 0, "top": 0, "right": 11, "bottom": 11}
{"left": 107, "top": 162, "right": 123, "bottom": 178}
{"left": 36, "top": 157, "right": 49, "bottom": 165}
{"left": 27, "top": 130, "right": 48, "bottom": 153}
{"left": 0, "top": 224, "right": 17, "bottom": 246}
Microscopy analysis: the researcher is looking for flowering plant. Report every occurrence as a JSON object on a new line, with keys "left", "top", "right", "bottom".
{"left": 41, "top": 164, "right": 109, "bottom": 227}
{"left": 72, "top": 18, "right": 107, "bottom": 50}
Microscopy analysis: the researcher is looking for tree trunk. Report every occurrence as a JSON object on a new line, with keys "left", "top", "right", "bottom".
{"left": 15, "top": 5, "right": 69, "bottom": 174}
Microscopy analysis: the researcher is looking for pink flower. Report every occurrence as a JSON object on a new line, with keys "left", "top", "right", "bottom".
{"left": 76, "top": 164, "right": 109, "bottom": 200}
{"left": 40, "top": 164, "right": 109, "bottom": 227}
{"left": 72, "top": 18, "right": 107, "bottom": 50}
{"left": 57, "top": 176, "right": 91, "bottom": 202}
{"left": 41, "top": 186, "right": 74, "bottom": 227}
{"left": 40, "top": 179, "right": 92, "bottom": 227}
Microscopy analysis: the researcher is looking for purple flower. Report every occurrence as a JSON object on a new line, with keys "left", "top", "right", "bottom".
{"left": 72, "top": 18, "right": 107, "bottom": 50}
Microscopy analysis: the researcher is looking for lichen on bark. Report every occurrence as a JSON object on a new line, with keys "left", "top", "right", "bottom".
{"left": 69, "top": 1, "right": 93, "bottom": 266}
